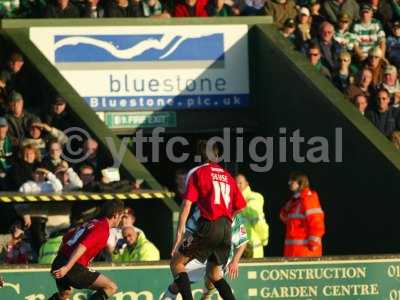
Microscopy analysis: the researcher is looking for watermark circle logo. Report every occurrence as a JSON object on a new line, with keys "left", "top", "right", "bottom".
{"left": 61, "top": 127, "right": 92, "bottom": 164}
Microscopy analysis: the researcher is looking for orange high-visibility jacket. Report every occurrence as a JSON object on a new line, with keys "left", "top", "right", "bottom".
{"left": 280, "top": 188, "right": 325, "bottom": 257}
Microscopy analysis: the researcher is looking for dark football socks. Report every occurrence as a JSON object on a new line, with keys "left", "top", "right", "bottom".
{"left": 213, "top": 278, "right": 235, "bottom": 300}
{"left": 88, "top": 289, "right": 108, "bottom": 300}
{"left": 174, "top": 272, "right": 193, "bottom": 300}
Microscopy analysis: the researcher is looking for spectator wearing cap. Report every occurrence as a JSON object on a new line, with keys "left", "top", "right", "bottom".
{"left": 305, "top": 21, "right": 343, "bottom": 72}
{"left": 19, "top": 167, "right": 63, "bottom": 194}
{"left": 364, "top": 46, "right": 388, "bottom": 87}
{"left": 322, "top": 0, "right": 359, "bottom": 26}
{"left": 387, "top": 21, "right": 400, "bottom": 69}
{"left": 307, "top": 42, "right": 332, "bottom": 79}
{"left": 366, "top": 88, "right": 400, "bottom": 137}
{"left": 332, "top": 50, "right": 357, "bottom": 92}
{"left": 309, "top": 0, "right": 326, "bottom": 37}
{"left": 54, "top": 161, "right": 83, "bottom": 192}
{"left": 334, "top": 12, "right": 358, "bottom": 52}
{"left": 346, "top": 68, "right": 374, "bottom": 101}
{"left": 173, "top": 0, "right": 209, "bottom": 17}
{"left": 295, "top": 7, "right": 312, "bottom": 49}
{"left": 44, "top": 0, "right": 80, "bottom": 17}
{"left": 264, "top": 0, "right": 297, "bottom": 29}
{"left": 0, "top": 117, "right": 13, "bottom": 190}
{"left": 377, "top": 65, "right": 400, "bottom": 99}
{"left": 352, "top": 4, "right": 386, "bottom": 61}
{"left": 354, "top": 94, "right": 369, "bottom": 114}
{"left": 44, "top": 96, "right": 73, "bottom": 132}
{"left": 280, "top": 18, "right": 297, "bottom": 45}
{"left": 368, "top": 0, "right": 393, "bottom": 31}
{"left": 5, "top": 91, "right": 38, "bottom": 146}
{"left": 21, "top": 117, "right": 68, "bottom": 158}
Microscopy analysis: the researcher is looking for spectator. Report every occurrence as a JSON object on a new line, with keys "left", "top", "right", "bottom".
{"left": 240, "top": 0, "right": 265, "bottom": 15}
{"left": 2, "top": 53, "right": 29, "bottom": 99}
{"left": 106, "top": 0, "right": 144, "bottom": 16}
{"left": 332, "top": 50, "right": 357, "bottom": 92}
{"left": 44, "top": 0, "right": 80, "bottom": 17}
{"left": 207, "top": 0, "right": 234, "bottom": 16}
{"left": 280, "top": 172, "right": 325, "bottom": 257}
{"left": 346, "top": 69, "right": 374, "bottom": 101}
{"left": 22, "top": 118, "right": 68, "bottom": 157}
{"left": 0, "top": 71, "right": 9, "bottom": 113}
{"left": 19, "top": 167, "right": 63, "bottom": 194}
{"left": 334, "top": 13, "right": 358, "bottom": 52}
{"left": 142, "top": 0, "right": 170, "bottom": 17}
{"left": 366, "top": 88, "right": 400, "bottom": 137}
{"left": 9, "top": 144, "right": 41, "bottom": 190}
{"left": 310, "top": 21, "right": 343, "bottom": 72}
{"left": 0, "top": 117, "right": 13, "bottom": 190}
{"left": 112, "top": 226, "right": 160, "bottom": 262}
{"left": 378, "top": 65, "right": 400, "bottom": 98}
{"left": 364, "top": 46, "right": 388, "bottom": 87}
{"left": 354, "top": 94, "right": 369, "bottom": 114}
{"left": 174, "top": 0, "right": 209, "bottom": 17}
{"left": 81, "top": 0, "right": 105, "bottom": 17}
{"left": 307, "top": 42, "right": 332, "bottom": 79}
{"left": 44, "top": 96, "right": 73, "bottom": 132}
{"left": 235, "top": 174, "right": 269, "bottom": 258}
{"left": 6, "top": 91, "right": 37, "bottom": 146}
{"left": 0, "top": 221, "right": 35, "bottom": 264}
{"left": 79, "top": 165, "right": 132, "bottom": 192}
{"left": 322, "top": 0, "right": 359, "bottom": 26}
{"left": 309, "top": 0, "right": 326, "bottom": 37}
{"left": 387, "top": 21, "right": 400, "bottom": 69}
{"left": 369, "top": 0, "right": 393, "bottom": 31}
{"left": 295, "top": 7, "right": 312, "bottom": 49}
{"left": 78, "top": 138, "right": 107, "bottom": 177}
{"left": 280, "top": 18, "right": 296, "bottom": 45}
{"left": 391, "top": 130, "right": 400, "bottom": 149}
{"left": 264, "top": 0, "right": 297, "bottom": 29}
{"left": 40, "top": 140, "right": 65, "bottom": 173}
{"left": 105, "top": 207, "right": 136, "bottom": 260}
{"left": 54, "top": 161, "right": 83, "bottom": 191}
{"left": 173, "top": 169, "right": 187, "bottom": 205}
{"left": 352, "top": 4, "right": 386, "bottom": 62}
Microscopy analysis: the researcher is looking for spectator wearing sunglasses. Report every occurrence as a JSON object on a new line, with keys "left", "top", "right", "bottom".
{"left": 332, "top": 50, "right": 357, "bottom": 92}
{"left": 307, "top": 42, "right": 332, "bottom": 79}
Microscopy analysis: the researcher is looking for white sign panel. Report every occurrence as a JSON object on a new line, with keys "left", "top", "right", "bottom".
{"left": 30, "top": 25, "right": 249, "bottom": 111}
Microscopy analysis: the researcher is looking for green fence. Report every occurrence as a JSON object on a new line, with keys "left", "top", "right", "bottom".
{"left": 2, "top": 256, "right": 400, "bottom": 299}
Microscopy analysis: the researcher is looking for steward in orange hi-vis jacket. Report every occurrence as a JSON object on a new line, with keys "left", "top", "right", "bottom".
{"left": 280, "top": 172, "right": 325, "bottom": 257}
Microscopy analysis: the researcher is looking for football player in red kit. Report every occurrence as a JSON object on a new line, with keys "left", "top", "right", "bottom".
{"left": 49, "top": 200, "right": 125, "bottom": 300}
{"left": 170, "top": 141, "right": 246, "bottom": 300}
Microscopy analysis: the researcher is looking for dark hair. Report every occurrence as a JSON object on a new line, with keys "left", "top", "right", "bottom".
{"left": 376, "top": 87, "right": 390, "bottom": 98}
{"left": 79, "top": 164, "right": 94, "bottom": 174}
{"left": 289, "top": 171, "right": 310, "bottom": 190}
{"left": 308, "top": 41, "right": 321, "bottom": 52}
{"left": 197, "top": 139, "right": 219, "bottom": 163}
{"left": 98, "top": 200, "right": 125, "bottom": 219}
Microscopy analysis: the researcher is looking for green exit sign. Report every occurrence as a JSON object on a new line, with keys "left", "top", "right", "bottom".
{"left": 104, "top": 111, "right": 177, "bottom": 129}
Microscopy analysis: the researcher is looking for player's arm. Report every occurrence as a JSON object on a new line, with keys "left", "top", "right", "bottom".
{"left": 52, "top": 243, "right": 87, "bottom": 279}
{"left": 171, "top": 199, "right": 192, "bottom": 256}
{"left": 227, "top": 241, "right": 248, "bottom": 280}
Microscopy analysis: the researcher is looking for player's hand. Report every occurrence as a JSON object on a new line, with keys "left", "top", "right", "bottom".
{"left": 23, "top": 214, "right": 32, "bottom": 228}
{"left": 227, "top": 260, "right": 239, "bottom": 279}
{"left": 0, "top": 276, "right": 4, "bottom": 287}
{"left": 52, "top": 266, "right": 70, "bottom": 279}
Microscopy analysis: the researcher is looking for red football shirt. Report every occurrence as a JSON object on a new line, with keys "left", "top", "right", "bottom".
{"left": 60, "top": 218, "right": 109, "bottom": 267}
{"left": 184, "top": 163, "right": 246, "bottom": 221}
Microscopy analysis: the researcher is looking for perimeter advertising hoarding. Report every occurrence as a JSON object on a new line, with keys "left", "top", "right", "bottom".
{"left": 29, "top": 26, "right": 249, "bottom": 113}
{"left": 2, "top": 258, "right": 400, "bottom": 299}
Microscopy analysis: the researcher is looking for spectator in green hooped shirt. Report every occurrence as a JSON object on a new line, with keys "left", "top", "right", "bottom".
{"left": 0, "top": 0, "right": 47, "bottom": 18}
{"left": 112, "top": 226, "right": 160, "bottom": 262}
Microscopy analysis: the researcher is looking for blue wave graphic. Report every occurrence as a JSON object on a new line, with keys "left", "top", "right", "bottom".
{"left": 54, "top": 34, "right": 225, "bottom": 62}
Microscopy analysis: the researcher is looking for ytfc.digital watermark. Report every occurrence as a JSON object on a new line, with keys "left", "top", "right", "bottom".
{"left": 61, "top": 127, "right": 343, "bottom": 173}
